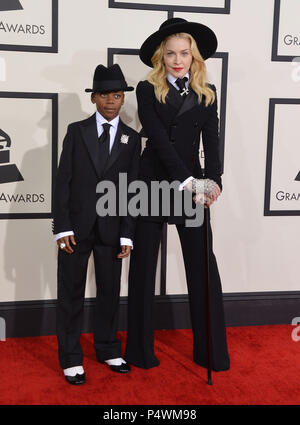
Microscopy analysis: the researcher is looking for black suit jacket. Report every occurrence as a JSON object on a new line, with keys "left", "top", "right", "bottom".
{"left": 136, "top": 80, "right": 223, "bottom": 223}
{"left": 53, "top": 114, "right": 141, "bottom": 245}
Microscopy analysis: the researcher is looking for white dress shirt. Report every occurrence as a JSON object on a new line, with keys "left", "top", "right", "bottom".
{"left": 167, "top": 72, "right": 189, "bottom": 90}
{"left": 55, "top": 112, "right": 133, "bottom": 248}
{"left": 96, "top": 111, "right": 119, "bottom": 154}
{"left": 167, "top": 73, "right": 194, "bottom": 191}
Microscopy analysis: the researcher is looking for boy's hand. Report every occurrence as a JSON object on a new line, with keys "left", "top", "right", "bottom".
{"left": 117, "top": 245, "right": 131, "bottom": 259}
{"left": 57, "top": 235, "right": 76, "bottom": 254}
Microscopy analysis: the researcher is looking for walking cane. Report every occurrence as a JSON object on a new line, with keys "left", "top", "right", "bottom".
{"left": 204, "top": 205, "right": 213, "bottom": 385}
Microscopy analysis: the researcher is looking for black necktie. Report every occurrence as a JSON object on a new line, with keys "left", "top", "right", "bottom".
{"left": 175, "top": 77, "right": 189, "bottom": 96}
{"left": 99, "top": 122, "right": 111, "bottom": 153}
{"left": 98, "top": 123, "right": 111, "bottom": 170}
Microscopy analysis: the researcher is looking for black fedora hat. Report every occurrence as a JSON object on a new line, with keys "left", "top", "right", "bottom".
{"left": 139, "top": 17, "right": 217, "bottom": 68}
{"left": 85, "top": 64, "right": 134, "bottom": 93}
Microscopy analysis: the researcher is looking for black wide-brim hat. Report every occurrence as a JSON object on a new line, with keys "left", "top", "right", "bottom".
{"left": 85, "top": 64, "right": 134, "bottom": 93}
{"left": 139, "top": 17, "right": 218, "bottom": 68}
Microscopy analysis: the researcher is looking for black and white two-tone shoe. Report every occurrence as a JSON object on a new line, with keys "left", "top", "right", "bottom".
{"left": 63, "top": 366, "right": 86, "bottom": 385}
{"left": 65, "top": 373, "right": 86, "bottom": 385}
{"left": 99, "top": 358, "right": 131, "bottom": 374}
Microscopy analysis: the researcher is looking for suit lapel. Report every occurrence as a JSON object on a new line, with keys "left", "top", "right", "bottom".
{"left": 176, "top": 88, "right": 199, "bottom": 117}
{"left": 166, "top": 81, "right": 200, "bottom": 117}
{"left": 80, "top": 113, "right": 103, "bottom": 179}
{"left": 103, "top": 119, "right": 127, "bottom": 174}
{"left": 166, "top": 81, "right": 183, "bottom": 111}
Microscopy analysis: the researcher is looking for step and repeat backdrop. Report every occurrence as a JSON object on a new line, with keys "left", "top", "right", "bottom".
{"left": 0, "top": 0, "right": 299, "bottom": 303}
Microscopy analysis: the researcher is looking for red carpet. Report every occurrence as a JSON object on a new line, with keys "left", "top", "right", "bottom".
{"left": 0, "top": 325, "right": 300, "bottom": 405}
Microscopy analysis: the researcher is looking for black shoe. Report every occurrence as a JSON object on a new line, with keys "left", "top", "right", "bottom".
{"left": 65, "top": 373, "right": 86, "bottom": 385}
{"left": 100, "top": 360, "right": 131, "bottom": 374}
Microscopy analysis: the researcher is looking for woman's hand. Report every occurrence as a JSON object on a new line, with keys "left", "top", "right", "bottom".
{"left": 207, "top": 180, "right": 221, "bottom": 201}
{"left": 193, "top": 180, "right": 221, "bottom": 207}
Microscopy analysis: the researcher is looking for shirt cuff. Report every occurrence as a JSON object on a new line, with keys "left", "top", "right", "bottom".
{"left": 120, "top": 237, "right": 133, "bottom": 249}
{"left": 179, "top": 176, "right": 194, "bottom": 191}
{"left": 55, "top": 231, "right": 74, "bottom": 241}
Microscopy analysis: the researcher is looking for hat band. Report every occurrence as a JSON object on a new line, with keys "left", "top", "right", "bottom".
{"left": 92, "top": 79, "right": 128, "bottom": 91}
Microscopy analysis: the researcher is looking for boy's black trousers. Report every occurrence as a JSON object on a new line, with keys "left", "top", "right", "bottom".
{"left": 56, "top": 223, "right": 122, "bottom": 369}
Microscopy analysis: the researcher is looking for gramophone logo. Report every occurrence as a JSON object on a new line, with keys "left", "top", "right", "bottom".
{"left": 0, "top": 0, "right": 58, "bottom": 53}
{"left": 264, "top": 99, "right": 300, "bottom": 215}
{"left": 0, "top": 129, "right": 23, "bottom": 184}
{"left": 274, "top": 171, "right": 300, "bottom": 203}
{"left": 0, "top": 0, "right": 23, "bottom": 11}
{"left": 272, "top": 0, "right": 300, "bottom": 61}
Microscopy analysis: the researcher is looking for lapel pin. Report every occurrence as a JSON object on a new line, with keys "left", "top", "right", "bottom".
{"left": 120, "top": 134, "right": 129, "bottom": 144}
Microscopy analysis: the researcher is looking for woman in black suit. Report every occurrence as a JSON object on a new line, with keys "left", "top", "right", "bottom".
{"left": 125, "top": 18, "right": 230, "bottom": 372}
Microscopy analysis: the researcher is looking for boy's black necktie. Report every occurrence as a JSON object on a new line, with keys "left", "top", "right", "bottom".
{"left": 175, "top": 77, "right": 189, "bottom": 96}
{"left": 99, "top": 123, "right": 111, "bottom": 148}
{"left": 98, "top": 123, "right": 111, "bottom": 170}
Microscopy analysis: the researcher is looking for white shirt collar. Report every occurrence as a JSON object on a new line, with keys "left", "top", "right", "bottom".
{"left": 96, "top": 111, "right": 119, "bottom": 129}
{"left": 167, "top": 72, "right": 190, "bottom": 86}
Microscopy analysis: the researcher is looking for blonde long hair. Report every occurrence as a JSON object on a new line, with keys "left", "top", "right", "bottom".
{"left": 147, "top": 32, "right": 215, "bottom": 106}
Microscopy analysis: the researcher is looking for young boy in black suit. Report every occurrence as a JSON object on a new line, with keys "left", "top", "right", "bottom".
{"left": 53, "top": 64, "right": 141, "bottom": 385}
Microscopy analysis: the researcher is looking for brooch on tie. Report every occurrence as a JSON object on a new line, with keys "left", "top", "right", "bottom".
{"left": 120, "top": 134, "right": 129, "bottom": 144}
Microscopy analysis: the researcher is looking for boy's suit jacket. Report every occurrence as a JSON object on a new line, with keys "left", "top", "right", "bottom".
{"left": 136, "top": 80, "right": 222, "bottom": 224}
{"left": 53, "top": 114, "right": 141, "bottom": 245}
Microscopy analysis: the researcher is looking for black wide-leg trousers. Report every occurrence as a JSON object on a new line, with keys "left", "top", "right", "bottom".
{"left": 56, "top": 225, "right": 122, "bottom": 369}
{"left": 125, "top": 215, "right": 230, "bottom": 371}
